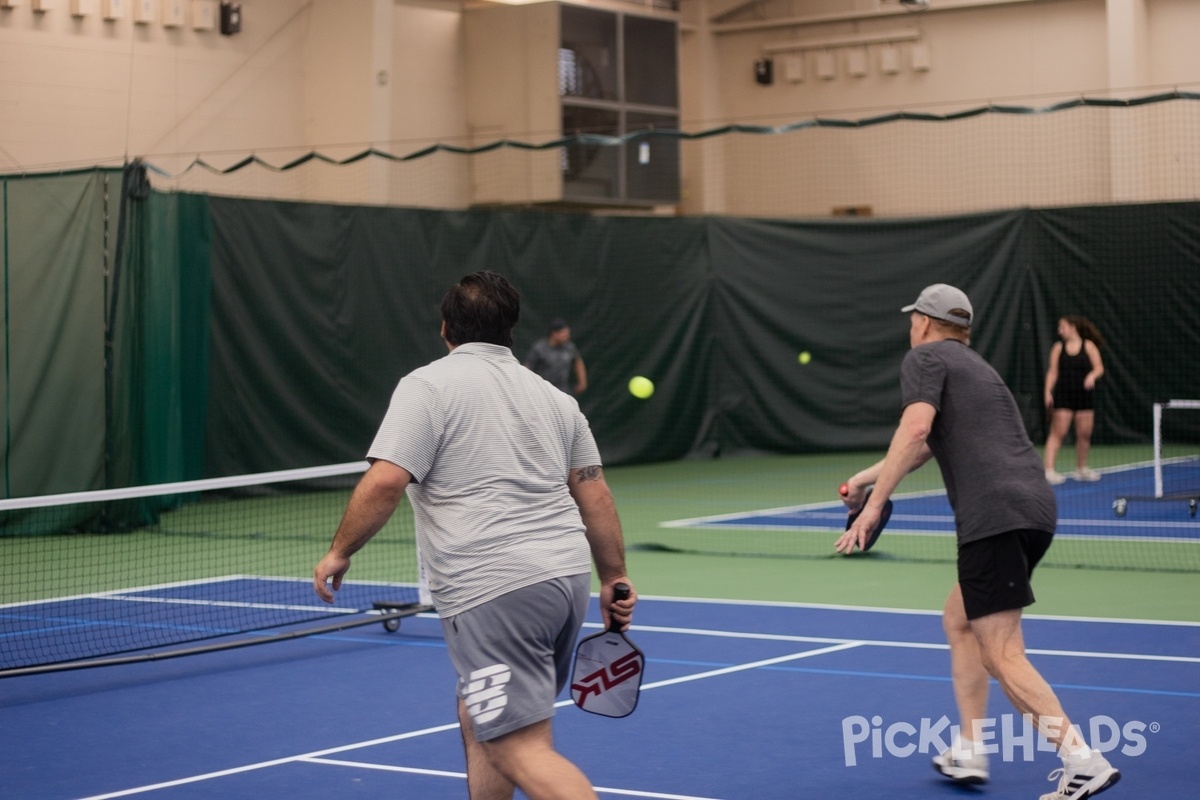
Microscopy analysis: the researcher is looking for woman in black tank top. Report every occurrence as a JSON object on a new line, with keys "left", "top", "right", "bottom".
{"left": 1042, "top": 316, "right": 1106, "bottom": 484}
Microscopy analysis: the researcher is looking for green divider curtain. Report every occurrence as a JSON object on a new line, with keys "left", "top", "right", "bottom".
{"left": 0, "top": 171, "right": 109, "bottom": 500}
{"left": 5, "top": 179, "right": 1198, "bottom": 495}
{"left": 202, "top": 199, "right": 1200, "bottom": 475}
{"left": 204, "top": 201, "right": 712, "bottom": 473}
{"left": 109, "top": 186, "right": 212, "bottom": 492}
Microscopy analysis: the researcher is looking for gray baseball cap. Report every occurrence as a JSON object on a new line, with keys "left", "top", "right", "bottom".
{"left": 901, "top": 284, "right": 973, "bottom": 327}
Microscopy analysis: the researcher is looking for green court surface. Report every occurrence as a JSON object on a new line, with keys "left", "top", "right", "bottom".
{"left": 603, "top": 448, "right": 1200, "bottom": 623}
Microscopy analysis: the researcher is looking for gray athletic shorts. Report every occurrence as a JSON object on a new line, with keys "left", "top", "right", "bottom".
{"left": 441, "top": 573, "right": 590, "bottom": 742}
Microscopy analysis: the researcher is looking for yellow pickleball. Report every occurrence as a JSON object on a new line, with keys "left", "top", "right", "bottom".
{"left": 798, "top": 351, "right": 812, "bottom": 365}
{"left": 628, "top": 376, "right": 654, "bottom": 399}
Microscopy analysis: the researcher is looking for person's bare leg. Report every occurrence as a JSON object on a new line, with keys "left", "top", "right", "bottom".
{"left": 969, "top": 609, "right": 1086, "bottom": 752}
{"left": 458, "top": 699, "right": 516, "bottom": 800}
{"left": 1074, "top": 410, "right": 1095, "bottom": 471}
{"left": 1044, "top": 410, "right": 1073, "bottom": 472}
{"left": 943, "top": 585, "right": 990, "bottom": 747}
{"left": 479, "top": 718, "right": 599, "bottom": 800}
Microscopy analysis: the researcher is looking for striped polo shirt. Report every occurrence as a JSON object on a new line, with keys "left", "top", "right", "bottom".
{"left": 367, "top": 341, "right": 599, "bottom": 618}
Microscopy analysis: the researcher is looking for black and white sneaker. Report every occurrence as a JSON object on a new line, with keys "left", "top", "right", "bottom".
{"left": 932, "top": 748, "right": 989, "bottom": 785}
{"left": 1040, "top": 752, "right": 1120, "bottom": 799}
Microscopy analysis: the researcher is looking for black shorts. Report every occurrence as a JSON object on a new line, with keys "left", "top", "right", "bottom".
{"left": 1052, "top": 386, "right": 1095, "bottom": 412}
{"left": 957, "top": 529, "right": 1054, "bottom": 620}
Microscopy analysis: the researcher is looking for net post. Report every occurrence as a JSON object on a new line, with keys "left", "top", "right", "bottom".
{"left": 1154, "top": 401, "right": 1164, "bottom": 498}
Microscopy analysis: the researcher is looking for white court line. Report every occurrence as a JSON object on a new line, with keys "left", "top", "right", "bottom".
{"left": 621, "top": 593, "right": 1200, "bottom": 627}
{"left": 638, "top": 641, "right": 865, "bottom": 690}
{"left": 658, "top": 487, "right": 949, "bottom": 528}
{"left": 585, "top": 622, "right": 1200, "bottom": 664}
{"left": 76, "top": 721, "right": 464, "bottom": 799}
{"left": 668, "top": 516, "right": 1200, "bottom": 535}
{"left": 99, "top": 594, "right": 357, "bottom": 615}
{"left": 299, "top": 757, "right": 464, "bottom": 779}
{"left": 0, "top": 574, "right": 419, "bottom": 610}
{"left": 299, "top": 757, "right": 727, "bottom": 800}
{"left": 544, "top": 641, "right": 865, "bottom": 708}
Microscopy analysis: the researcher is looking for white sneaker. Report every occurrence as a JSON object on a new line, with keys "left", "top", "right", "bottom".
{"left": 932, "top": 748, "right": 989, "bottom": 785}
{"left": 1074, "top": 468, "right": 1101, "bottom": 482}
{"left": 1040, "top": 751, "right": 1120, "bottom": 799}
{"left": 1046, "top": 469, "right": 1067, "bottom": 485}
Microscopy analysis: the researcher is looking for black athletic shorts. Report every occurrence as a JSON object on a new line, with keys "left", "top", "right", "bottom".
{"left": 1052, "top": 386, "right": 1095, "bottom": 412}
{"left": 958, "top": 529, "right": 1054, "bottom": 620}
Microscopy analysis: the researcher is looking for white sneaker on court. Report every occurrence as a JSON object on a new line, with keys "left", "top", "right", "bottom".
{"left": 1046, "top": 469, "right": 1067, "bottom": 485}
{"left": 1039, "top": 751, "right": 1120, "bottom": 799}
{"left": 1074, "top": 467, "right": 1101, "bottom": 482}
{"left": 932, "top": 748, "right": 989, "bottom": 785}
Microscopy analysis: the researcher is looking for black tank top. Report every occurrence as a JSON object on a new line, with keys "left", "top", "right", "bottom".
{"left": 1057, "top": 344, "right": 1090, "bottom": 390}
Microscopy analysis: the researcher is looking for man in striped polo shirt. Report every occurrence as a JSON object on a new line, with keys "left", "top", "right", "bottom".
{"left": 314, "top": 270, "right": 635, "bottom": 800}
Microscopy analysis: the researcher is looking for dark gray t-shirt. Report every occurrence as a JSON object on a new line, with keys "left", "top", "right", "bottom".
{"left": 901, "top": 339, "right": 1056, "bottom": 545}
{"left": 524, "top": 338, "right": 579, "bottom": 393}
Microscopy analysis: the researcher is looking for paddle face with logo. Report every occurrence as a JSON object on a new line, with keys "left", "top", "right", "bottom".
{"left": 570, "top": 583, "right": 643, "bottom": 718}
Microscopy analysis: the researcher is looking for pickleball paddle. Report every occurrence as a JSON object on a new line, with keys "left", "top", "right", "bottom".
{"left": 570, "top": 583, "right": 643, "bottom": 718}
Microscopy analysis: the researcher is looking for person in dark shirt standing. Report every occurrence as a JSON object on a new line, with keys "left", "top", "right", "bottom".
{"left": 525, "top": 319, "right": 588, "bottom": 395}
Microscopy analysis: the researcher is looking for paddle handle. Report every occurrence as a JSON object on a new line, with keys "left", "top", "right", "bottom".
{"left": 608, "top": 582, "right": 631, "bottom": 632}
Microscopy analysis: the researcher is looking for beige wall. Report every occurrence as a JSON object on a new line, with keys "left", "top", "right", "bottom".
{"left": 0, "top": 0, "right": 314, "bottom": 174}
{"left": 682, "top": 0, "right": 1200, "bottom": 128}
{"left": 2, "top": 0, "right": 1197, "bottom": 213}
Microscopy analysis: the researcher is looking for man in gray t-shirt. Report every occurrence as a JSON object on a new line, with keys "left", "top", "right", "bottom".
{"left": 525, "top": 319, "right": 588, "bottom": 395}
{"left": 314, "top": 272, "right": 633, "bottom": 800}
{"left": 835, "top": 285, "right": 1120, "bottom": 800}
{"left": 899, "top": 338, "right": 1056, "bottom": 546}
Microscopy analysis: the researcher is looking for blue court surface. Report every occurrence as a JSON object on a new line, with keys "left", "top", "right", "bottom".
{"left": 662, "top": 460, "right": 1200, "bottom": 541}
{"left": 1, "top": 593, "right": 1197, "bottom": 799}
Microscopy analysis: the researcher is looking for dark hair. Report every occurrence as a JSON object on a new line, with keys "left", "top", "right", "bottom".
{"left": 548, "top": 318, "right": 568, "bottom": 333}
{"left": 440, "top": 271, "right": 520, "bottom": 347}
{"left": 1063, "top": 315, "right": 1106, "bottom": 348}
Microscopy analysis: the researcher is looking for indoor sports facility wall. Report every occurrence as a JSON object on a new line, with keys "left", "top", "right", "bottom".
{"left": 2, "top": 167, "right": 1197, "bottom": 501}
{"left": 147, "top": 92, "right": 1200, "bottom": 218}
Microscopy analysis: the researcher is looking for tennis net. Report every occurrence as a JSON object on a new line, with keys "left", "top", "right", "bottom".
{"left": 1112, "top": 401, "right": 1200, "bottom": 519}
{"left": 1, "top": 463, "right": 428, "bottom": 676}
{"left": 643, "top": 448, "right": 1200, "bottom": 573}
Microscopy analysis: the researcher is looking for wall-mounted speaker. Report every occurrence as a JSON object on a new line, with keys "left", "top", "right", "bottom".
{"left": 754, "top": 57, "right": 773, "bottom": 86}
{"left": 219, "top": 0, "right": 239, "bottom": 35}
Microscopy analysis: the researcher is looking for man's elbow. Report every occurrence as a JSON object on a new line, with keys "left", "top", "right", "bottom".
{"left": 366, "top": 460, "right": 412, "bottom": 498}
{"left": 904, "top": 421, "right": 932, "bottom": 446}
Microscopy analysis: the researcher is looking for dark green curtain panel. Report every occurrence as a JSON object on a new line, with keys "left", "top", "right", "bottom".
{"left": 0, "top": 171, "right": 108, "bottom": 499}
{"left": 109, "top": 188, "right": 212, "bottom": 490}
{"left": 206, "top": 201, "right": 459, "bottom": 474}
{"left": 1025, "top": 204, "right": 1200, "bottom": 443}
{"left": 203, "top": 199, "right": 1200, "bottom": 476}
{"left": 705, "top": 210, "right": 1030, "bottom": 455}
{"left": 204, "top": 202, "right": 711, "bottom": 473}
{"left": 6, "top": 176, "right": 1198, "bottom": 495}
